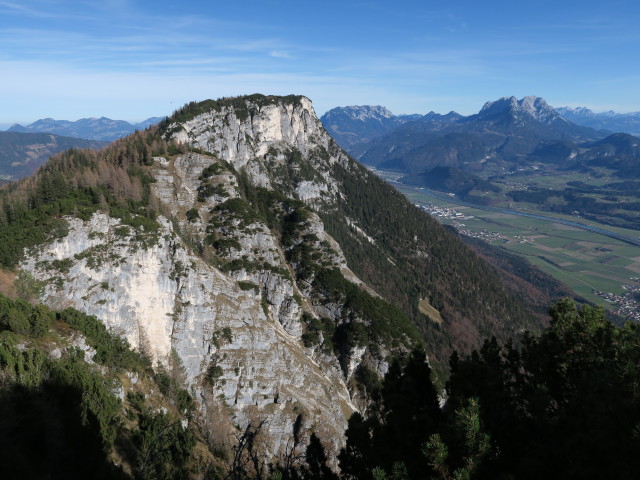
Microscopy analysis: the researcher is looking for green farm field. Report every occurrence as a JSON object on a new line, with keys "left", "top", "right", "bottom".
{"left": 391, "top": 181, "right": 640, "bottom": 308}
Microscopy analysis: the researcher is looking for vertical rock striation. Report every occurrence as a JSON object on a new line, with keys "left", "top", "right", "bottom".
{"left": 20, "top": 95, "right": 402, "bottom": 458}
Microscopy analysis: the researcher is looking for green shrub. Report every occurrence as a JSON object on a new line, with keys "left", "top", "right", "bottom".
{"left": 186, "top": 208, "right": 200, "bottom": 222}
{"left": 4, "top": 308, "right": 30, "bottom": 335}
{"left": 237, "top": 281, "right": 259, "bottom": 292}
{"left": 57, "top": 307, "right": 149, "bottom": 371}
{"left": 0, "top": 296, "right": 52, "bottom": 338}
{"left": 205, "top": 364, "right": 224, "bottom": 383}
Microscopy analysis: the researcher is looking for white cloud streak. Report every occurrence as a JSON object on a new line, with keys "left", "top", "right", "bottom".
{"left": 2, "top": 0, "right": 640, "bottom": 122}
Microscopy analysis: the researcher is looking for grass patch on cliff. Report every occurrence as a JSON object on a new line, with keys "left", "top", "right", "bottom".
{"left": 314, "top": 267, "right": 421, "bottom": 348}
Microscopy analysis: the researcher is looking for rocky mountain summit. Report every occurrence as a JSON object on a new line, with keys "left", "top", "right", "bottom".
{"left": 1, "top": 94, "right": 545, "bottom": 464}
{"left": 477, "top": 96, "right": 564, "bottom": 125}
{"left": 320, "top": 105, "right": 409, "bottom": 152}
{"left": 355, "top": 95, "right": 604, "bottom": 174}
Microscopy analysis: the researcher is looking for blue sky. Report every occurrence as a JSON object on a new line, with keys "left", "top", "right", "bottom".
{"left": 2, "top": 0, "right": 640, "bottom": 127}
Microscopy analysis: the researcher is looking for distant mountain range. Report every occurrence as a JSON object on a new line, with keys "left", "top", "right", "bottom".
{"left": 320, "top": 105, "right": 420, "bottom": 156}
{"left": 5, "top": 101, "right": 639, "bottom": 188}
{"left": 555, "top": 106, "right": 640, "bottom": 137}
{"left": 321, "top": 102, "right": 640, "bottom": 154}
{"left": 0, "top": 131, "right": 108, "bottom": 180}
{"left": 321, "top": 96, "right": 640, "bottom": 179}
{"left": 7, "top": 116, "right": 163, "bottom": 141}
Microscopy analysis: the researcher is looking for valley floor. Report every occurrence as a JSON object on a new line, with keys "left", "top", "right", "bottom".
{"left": 373, "top": 169, "right": 640, "bottom": 323}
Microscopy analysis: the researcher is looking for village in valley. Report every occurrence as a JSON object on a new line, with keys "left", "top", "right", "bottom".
{"left": 416, "top": 203, "right": 507, "bottom": 242}
{"left": 415, "top": 202, "right": 640, "bottom": 324}
{"left": 593, "top": 280, "right": 640, "bottom": 322}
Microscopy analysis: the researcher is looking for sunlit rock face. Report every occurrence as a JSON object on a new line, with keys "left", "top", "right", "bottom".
{"left": 20, "top": 95, "right": 396, "bottom": 457}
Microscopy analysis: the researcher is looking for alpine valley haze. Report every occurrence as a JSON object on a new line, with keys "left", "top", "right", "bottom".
{"left": 321, "top": 96, "right": 640, "bottom": 317}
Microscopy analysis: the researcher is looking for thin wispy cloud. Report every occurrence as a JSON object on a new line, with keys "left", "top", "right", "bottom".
{"left": 1, "top": 0, "right": 640, "bottom": 122}
{"left": 269, "top": 50, "right": 293, "bottom": 59}
{"left": 0, "top": 0, "right": 65, "bottom": 18}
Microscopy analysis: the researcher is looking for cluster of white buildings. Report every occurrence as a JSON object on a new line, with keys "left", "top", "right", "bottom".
{"left": 417, "top": 203, "right": 507, "bottom": 242}
{"left": 417, "top": 203, "right": 471, "bottom": 220}
{"left": 593, "top": 283, "right": 640, "bottom": 322}
{"left": 457, "top": 228, "right": 508, "bottom": 243}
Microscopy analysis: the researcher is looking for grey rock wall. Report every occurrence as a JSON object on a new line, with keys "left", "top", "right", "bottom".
{"left": 19, "top": 96, "right": 390, "bottom": 459}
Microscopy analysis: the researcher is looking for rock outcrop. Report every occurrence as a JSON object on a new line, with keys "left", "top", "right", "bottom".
{"left": 19, "top": 95, "right": 399, "bottom": 457}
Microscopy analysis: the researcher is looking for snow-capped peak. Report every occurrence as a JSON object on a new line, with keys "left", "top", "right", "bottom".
{"left": 480, "top": 96, "right": 562, "bottom": 124}
{"left": 340, "top": 105, "right": 396, "bottom": 121}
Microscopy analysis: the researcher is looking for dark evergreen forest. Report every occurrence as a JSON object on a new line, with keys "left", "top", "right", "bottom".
{"left": 3, "top": 296, "right": 640, "bottom": 479}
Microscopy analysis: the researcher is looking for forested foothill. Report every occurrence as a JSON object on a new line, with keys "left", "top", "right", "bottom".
{"left": 338, "top": 299, "right": 640, "bottom": 480}
{"left": 3, "top": 292, "right": 639, "bottom": 479}
{"left": 0, "top": 295, "right": 198, "bottom": 479}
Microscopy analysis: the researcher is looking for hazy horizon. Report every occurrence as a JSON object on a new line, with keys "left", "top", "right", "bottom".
{"left": 2, "top": 0, "right": 640, "bottom": 124}
{"left": 3, "top": 98, "right": 640, "bottom": 132}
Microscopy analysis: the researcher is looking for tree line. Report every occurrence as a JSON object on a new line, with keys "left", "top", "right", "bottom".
{"left": 2, "top": 288, "right": 640, "bottom": 479}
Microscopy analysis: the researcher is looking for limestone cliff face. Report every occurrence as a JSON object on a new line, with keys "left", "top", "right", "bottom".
{"left": 169, "top": 96, "right": 348, "bottom": 206}
{"left": 21, "top": 211, "right": 355, "bottom": 455}
{"left": 19, "top": 95, "right": 397, "bottom": 457}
